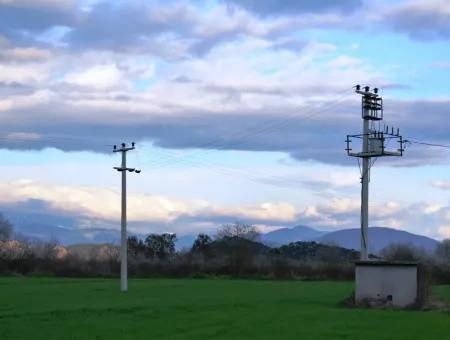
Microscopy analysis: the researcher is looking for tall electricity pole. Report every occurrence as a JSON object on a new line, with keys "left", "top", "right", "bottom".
{"left": 346, "top": 85, "right": 404, "bottom": 260}
{"left": 360, "top": 89, "right": 372, "bottom": 260}
{"left": 113, "top": 142, "right": 141, "bottom": 291}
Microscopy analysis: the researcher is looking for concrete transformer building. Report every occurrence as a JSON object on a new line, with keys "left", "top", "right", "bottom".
{"left": 355, "top": 261, "right": 421, "bottom": 307}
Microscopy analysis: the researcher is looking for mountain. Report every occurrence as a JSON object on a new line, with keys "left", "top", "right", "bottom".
{"left": 10, "top": 218, "right": 196, "bottom": 249}
{"left": 14, "top": 222, "right": 123, "bottom": 245}
{"left": 4, "top": 208, "right": 440, "bottom": 254}
{"left": 176, "top": 234, "right": 197, "bottom": 251}
{"left": 261, "top": 225, "right": 327, "bottom": 246}
{"left": 316, "top": 227, "right": 439, "bottom": 253}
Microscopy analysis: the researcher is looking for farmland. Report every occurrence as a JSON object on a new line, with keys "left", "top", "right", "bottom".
{"left": 0, "top": 278, "right": 449, "bottom": 339}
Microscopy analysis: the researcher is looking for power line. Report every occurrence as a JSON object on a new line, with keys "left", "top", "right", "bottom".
{"left": 133, "top": 93, "right": 354, "bottom": 186}
{"left": 124, "top": 89, "right": 355, "bottom": 188}
{"left": 139, "top": 88, "right": 354, "bottom": 169}
{"left": 404, "top": 140, "right": 450, "bottom": 149}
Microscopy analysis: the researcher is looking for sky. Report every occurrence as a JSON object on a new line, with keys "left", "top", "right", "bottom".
{"left": 1, "top": 0, "right": 450, "bottom": 240}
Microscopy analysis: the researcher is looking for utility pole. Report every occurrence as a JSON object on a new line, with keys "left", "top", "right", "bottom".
{"left": 360, "top": 101, "right": 370, "bottom": 260}
{"left": 346, "top": 85, "right": 404, "bottom": 260}
{"left": 113, "top": 142, "right": 141, "bottom": 292}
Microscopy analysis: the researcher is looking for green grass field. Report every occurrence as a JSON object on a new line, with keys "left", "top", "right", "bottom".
{"left": 0, "top": 278, "right": 448, "bottom": 339}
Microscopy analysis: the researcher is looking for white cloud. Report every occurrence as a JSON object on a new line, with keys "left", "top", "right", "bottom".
{"left": 5, "top": 132, "right": 41, "bottom": 141}
{"left": 0, "top": 90, "right": 55, "bottom": 113}
{"left": 325, "top": 197, "right": 359, "bottom": 214}
{"left": 0, "top": 180, "right": 200, "bottom": 223}
{"left": 0, "top": 62, "right": 51, "bottom": 85}
{"left": 217, "top": 202, "right": 297, "bottom": 222}
{"left": 422, "top": 203, "right": 445, "bottom": 214}
{"left": 438, "top": 224, "right": 450, "bottom": 239}
{"left": 0, "top": 180, "right": 298, "bottom": 225}
{"left": 64, "top": 64, "right": 124, "bottom": 90}
{"left": 0, "top": 178, "right": 448, "bottom": 239}
{"left": 0, "top": 47, "right": 53, "bottom": 61}
{"left": 431, "top": 180, "right": 450, "bottom": 190}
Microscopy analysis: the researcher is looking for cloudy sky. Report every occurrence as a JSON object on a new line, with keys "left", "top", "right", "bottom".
{"left": 1, "top": 0, "right": 450, "bottom": 240}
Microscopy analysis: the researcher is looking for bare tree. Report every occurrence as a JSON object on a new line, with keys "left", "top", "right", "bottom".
{"left": 215, "top": 223, "right": 261, "bottom": 276}
{"left": 216, "top": 222, "right": 260, "bottom": 241}
{"left": 0, "top": 213, "right": 13, "bottom": 241}
{"left": 380, "top": 244, "right": 427, "bottom": 262}
{"left": 435, "top": 239, "right": 450, "bottom": 263}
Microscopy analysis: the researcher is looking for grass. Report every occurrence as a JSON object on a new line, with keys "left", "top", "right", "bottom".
{"left": 0, "top": 277, "right": 448, "bottom": 340}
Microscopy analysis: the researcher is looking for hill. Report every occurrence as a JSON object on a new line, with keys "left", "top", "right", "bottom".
{"left": 274, "top": 241, "right": 361, "bottom": 261}
{"left": 261, "top": 225, "right": 326, "bottom": 246}
{"left": 205, "top": 236, "right": 271, "bottom": 256}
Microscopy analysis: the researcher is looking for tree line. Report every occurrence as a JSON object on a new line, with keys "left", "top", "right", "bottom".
{"left": 1, "top": 215, "right": 450, "bottom": 283}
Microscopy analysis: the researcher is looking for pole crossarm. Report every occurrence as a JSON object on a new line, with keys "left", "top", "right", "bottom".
{"left": 346, "top": 132, "right": 404, "bottom": 158}
{"left": 113, "top": 166, "right": 137, "bottom": 172}
{"left": 113, "top": 147, "right": 135, "bottom": 153}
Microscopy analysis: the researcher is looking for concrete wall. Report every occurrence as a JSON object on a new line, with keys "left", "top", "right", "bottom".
{"left": 355, "top": 263, "right": 417, "bottom": 307}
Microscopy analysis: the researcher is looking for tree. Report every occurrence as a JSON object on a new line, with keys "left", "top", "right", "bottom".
{"left": 144, "top": 233, "right": 177, "bottom": 259}
{"left": 435, "top": 239, "right": 450, "bottom": 263}
{"left": 0, "top": 213, "right": 13, "bottom": 241}
{"left": 191, "top": 233, "right": 212, "bottom": 253}
{"left": 127, "top": 236, "right": 146, "bottom": 257}
{"left": 215, "top": 223, "right": 260, "bottom": 276}
{"left": 216, "top": 223, "right": 259, "bottom": 241}
{"left": 380, "top": 244, "right": 426, "bottom": 262}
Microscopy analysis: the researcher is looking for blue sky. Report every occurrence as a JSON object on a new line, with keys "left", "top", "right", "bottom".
{"left": 1, "top": 0, "right": 450, "bottom": 240}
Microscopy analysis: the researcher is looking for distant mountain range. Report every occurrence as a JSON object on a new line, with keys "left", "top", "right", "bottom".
{"left": 14, "top": 223, "right": 123, "bottom": 245}
{"left": 316, "top": 227, "right": 439, "bottom": 253}
{"left": 260, "top": 225, "right": 439, "bottom": 253}
{"left": 6, "top": 214, "right": 441, "bottom": 254}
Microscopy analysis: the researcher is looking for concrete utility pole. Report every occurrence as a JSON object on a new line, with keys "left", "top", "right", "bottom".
{"left": 360, "top": 101, "right": 370, "bottom": 260}
{"left": 113, "top": 142, "right": 141, "bottom": 292}
{"left": 346, "top": 85, "right": 404, "bottom": 260}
